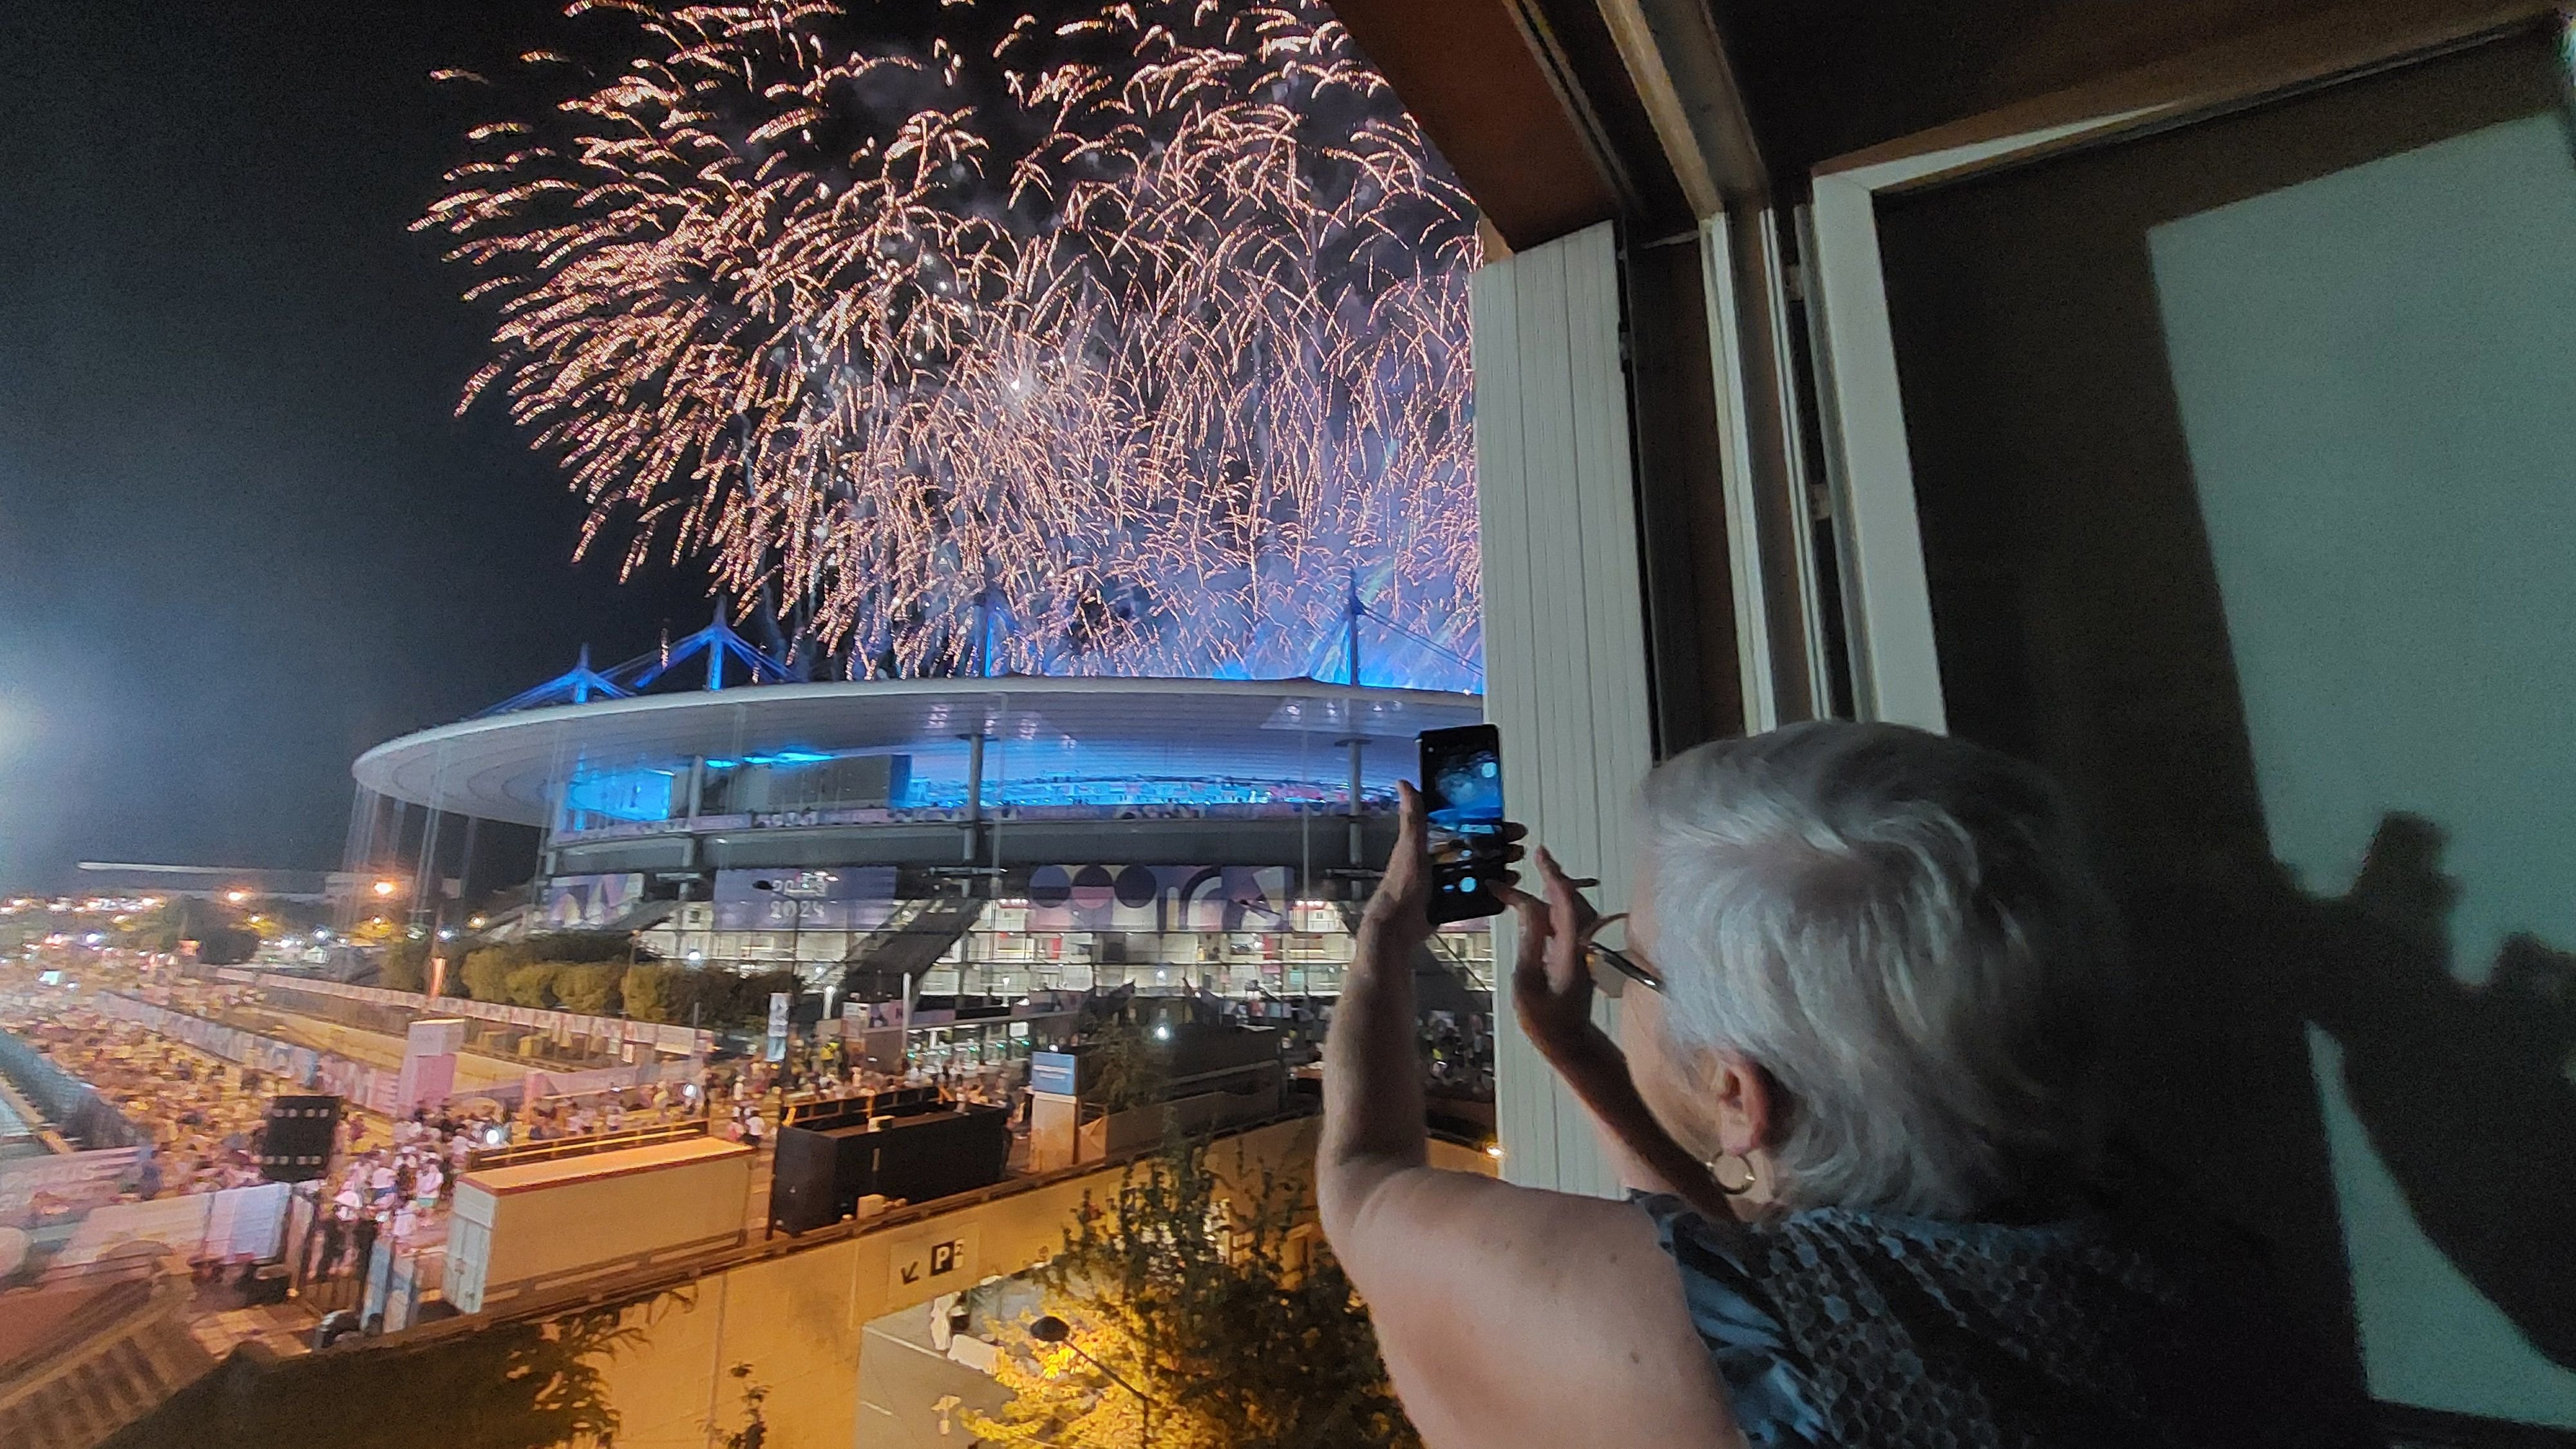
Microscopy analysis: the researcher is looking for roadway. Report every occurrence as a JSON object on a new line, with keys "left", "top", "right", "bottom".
{"left": 858, "top": 1304, "right": 1012, "bottom": 1447}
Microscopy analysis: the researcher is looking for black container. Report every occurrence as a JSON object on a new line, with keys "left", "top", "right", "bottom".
{"left": 258, "top": 1094, "right": 341, "bottom": 1182}
{"left": 768, "top": 1105, "right": 1012, "bottom": 1234}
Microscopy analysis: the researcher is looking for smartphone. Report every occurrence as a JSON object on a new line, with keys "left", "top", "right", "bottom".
{"left": 1418, "top": 724, "right": 1506, "bottom": 923}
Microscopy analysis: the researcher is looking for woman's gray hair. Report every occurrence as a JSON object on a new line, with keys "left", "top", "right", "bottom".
{"left": 1634, "top": 721, "right": 2120, "bottom": 1217}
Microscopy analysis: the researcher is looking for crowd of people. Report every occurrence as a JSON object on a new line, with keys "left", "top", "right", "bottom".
{"left": 1420, "top": 1010, "right": 1495, "bottom": 1095}
{"left": 2, "top": 954, "right": 1483, "bottom": 1302}
{"left": 316, "top": 1112, "right": 475, "bottom": 1262}
{"left": 1, "top": 999, "right": 279, "bottom": 1197}
{"left": 696, "top": 1047, "right": 1031, "bottom": 1141}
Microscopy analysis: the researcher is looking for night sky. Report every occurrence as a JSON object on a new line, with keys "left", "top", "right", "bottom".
{"left": 0, "top": 1, "right": 710, "bottom": 892}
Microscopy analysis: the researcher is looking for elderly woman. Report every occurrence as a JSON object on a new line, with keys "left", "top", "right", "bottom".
{"left": 1320, "top": 721, "right": 2358, "bottom": 1448}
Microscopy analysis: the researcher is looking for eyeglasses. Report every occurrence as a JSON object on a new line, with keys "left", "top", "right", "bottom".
{"left": 1581, "top": 913, "right": 1663, "bottom": 994}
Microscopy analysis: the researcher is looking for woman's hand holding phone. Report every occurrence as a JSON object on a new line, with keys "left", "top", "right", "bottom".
{"left": 1363, "top": 781, "right": 1524, "bottom": 948}
{"left": 1501, "top": 846, "right": 1605, "bottom": 1070}
{"left": 1361, "top": 781, "right": 1437, "bottom": 946}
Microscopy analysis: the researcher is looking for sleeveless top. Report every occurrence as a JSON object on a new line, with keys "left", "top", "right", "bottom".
{"left": 1635, "top": 1193, "right": 2367, "bottom": 1448}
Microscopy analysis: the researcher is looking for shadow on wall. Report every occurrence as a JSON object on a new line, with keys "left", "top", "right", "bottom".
{"left": 2205, "top": 815, "right": 2576, "bottom": 1372}
{"left": 1863, "top": 29, "right": 2576, "bottom": 1410}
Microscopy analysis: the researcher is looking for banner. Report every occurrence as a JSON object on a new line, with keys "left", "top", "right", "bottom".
{"left": 0, "top": 1148, "right": 140, "bottom": 1220}
{"left": 523, "top": 1065, "right": 647, "bottom": 1103}
{"left": 538, "top": 872, "right": 646, "bottom": 930}
{"left": 92, "top": 994, "right": 326, "bottom": 1090}
{"left": 242, "top": 972, "right": 715, "bottom": 1055}
{"left": 712, "top": 866, "right": 900, "bottom": 931}
{"left": 59, "top": 1195, "right": 209, "bottom": 1265}
{"left": 1021, "top": 864, "right": 1296, "bottom": 932}
{"left": 202, "top": 1181, "right": 291, "bottom": 1260}
{"left": 54, "top": 1180, "right": 291, "bottom": 1265}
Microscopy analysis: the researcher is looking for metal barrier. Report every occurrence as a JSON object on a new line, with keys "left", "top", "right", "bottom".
{"left": 779, "top": 1085, "right": 940, "bottom": 1130}
{"left": 0, "top": 1028, "right": 138, "bottom": 1150}
{"left": 234, "top": 972, "right": 714, "bottom": 1057}
{"left": 283, "top": 1180, "right": 370, "bottom": 1316}
{"left": 466, "top": 1117, "right": 712, "bottom": 1173}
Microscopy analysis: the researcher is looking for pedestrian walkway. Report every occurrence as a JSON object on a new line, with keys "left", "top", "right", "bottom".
{"left": 187, "top": 1290, "right": 314, "bottom": 1360}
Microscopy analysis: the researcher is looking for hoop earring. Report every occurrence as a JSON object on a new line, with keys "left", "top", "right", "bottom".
{"left": 1709, "top": 1153, "right": 1757, "bottom": 1197}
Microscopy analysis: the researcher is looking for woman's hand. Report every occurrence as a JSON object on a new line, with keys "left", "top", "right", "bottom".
{"left": 1502, "top": 851, "right": 1734, "bottom": 1216}
{"left": 1359, "top": 781, "right": 1436, "bottom": 947}
{"left": 1504, "top": 846, "right": 1605, "bottom": 1068}
{"left": 1362, "top": 781, "right": 1525, "bottom": 948}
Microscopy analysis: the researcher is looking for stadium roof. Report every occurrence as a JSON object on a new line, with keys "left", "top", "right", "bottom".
{"left": 354, "top": 677, "right": 1482, "bottom": 826}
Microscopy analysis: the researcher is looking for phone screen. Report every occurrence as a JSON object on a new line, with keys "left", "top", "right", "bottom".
{"left": 1418, "top": 724, "right": 1505, "bottom": 923}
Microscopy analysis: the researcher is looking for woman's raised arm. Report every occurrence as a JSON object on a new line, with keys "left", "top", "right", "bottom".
{"left": 1318, "top": 784, "right": 1742, "bottom": 1449}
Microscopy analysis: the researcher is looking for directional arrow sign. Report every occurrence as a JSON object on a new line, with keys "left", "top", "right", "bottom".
{"left": 885, "top": 1224, "right": 981, "bottom": 1302}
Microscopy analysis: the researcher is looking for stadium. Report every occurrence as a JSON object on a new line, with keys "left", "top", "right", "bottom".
{"left": 347, "top": 618, "right": 1495, "bottom": 1025}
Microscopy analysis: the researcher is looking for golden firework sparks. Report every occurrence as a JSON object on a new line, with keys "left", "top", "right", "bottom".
{"left": 419, "top": 0, "right": 1479, "bottom": 686}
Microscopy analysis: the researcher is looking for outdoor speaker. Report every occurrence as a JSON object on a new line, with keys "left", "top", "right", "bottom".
{"left": 260, "top": 1094, "right": 341, "bottom": 1182}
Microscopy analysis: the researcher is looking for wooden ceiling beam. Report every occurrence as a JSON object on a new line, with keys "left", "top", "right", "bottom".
{"left": 1331, "top": 0, "right": 1621, "bottom": 249}
{"left": 1333, "top": 0, "right": 1696, "bottom": 249}
{"left": 1593, "top": 0, "right": 1770, "bottom": 214}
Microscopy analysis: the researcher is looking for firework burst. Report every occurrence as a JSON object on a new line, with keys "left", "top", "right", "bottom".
{"left": 418, "top": 0, "right": 1480, "bottom": 687}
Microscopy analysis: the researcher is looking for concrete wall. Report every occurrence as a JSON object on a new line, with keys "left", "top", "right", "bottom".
{"left": 527, "top": 1120, "right": 1491, "bottom": 1448}
{"left": 120, "top": 1121, "right": 1501, "bottom": 1448}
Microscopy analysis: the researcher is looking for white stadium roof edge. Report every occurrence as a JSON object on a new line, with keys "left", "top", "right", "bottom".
{"left": 352, "top": 676, "right": 1485, "bottom": 828}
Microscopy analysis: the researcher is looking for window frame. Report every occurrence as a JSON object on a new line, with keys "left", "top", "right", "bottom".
{"left": 1793, "top": 2, "right": 2556, "bottom": 730}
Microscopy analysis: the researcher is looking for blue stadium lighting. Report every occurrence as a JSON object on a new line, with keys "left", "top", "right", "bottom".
{"left": 732, "top": 750, "right": 833, "bottom": 766}
{"left": 554, "top": 761, "right": 1393, "bottom": 815}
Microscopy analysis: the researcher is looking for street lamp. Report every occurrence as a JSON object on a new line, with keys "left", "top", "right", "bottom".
{"left": 1028, "top": 1315, "right": 1153, "bottom": 1446}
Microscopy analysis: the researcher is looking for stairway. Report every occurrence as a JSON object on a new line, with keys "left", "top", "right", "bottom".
{"left": 1334, "top": 903, "right": 1490, "bottom": 1014}
{"left": 0, "top": 1267, "right": 218, "bottom": 1449}
{"left": 839, "top": 896, "right": 988, "bottom": 1001}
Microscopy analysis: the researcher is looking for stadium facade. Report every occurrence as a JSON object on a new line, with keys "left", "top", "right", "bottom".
{"left": 349, "top": 623, "right": 1492, "bottom": 1009}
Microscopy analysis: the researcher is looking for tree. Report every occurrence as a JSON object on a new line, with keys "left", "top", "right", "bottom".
{"left": 554, "top": 962, "right": 625, "bottom": 1016}
{"left": 381, "top": 939, "right": 430, "bottom": 994}
{"left": 714, "top": 1362, "right": 770, "bottom": 1449}
{"left": 1081, "top": 1019, "right": 1170, "bottom": 1115}
{"left": 967, "top": 1138, "right": 1419, "bottom": 1449}
{"left": 456, "top": 933, "right": 644, "bottom": 1003}
{"left": 459, "top": 947, "right": 516, "bottom": 1003}
{"left": 106, "top": 1291, "right": 672, "bottom": 1449}
{"left": 731, "top": 971, "right": 800, "bottom": 1030}
{"left": 117, "top": 898, "right": 189, "bottom": 954}
{"left": 520, "top": 931, "right": 640, "bottom": 965}
{"left": 621, "top": 962, "right": 685, "bottom": 1023}
{"left": 504, "top": 963, "right": 562, "bottom": 1010}
{"left": 196, "top": 925, "right": 260, "bottom": 966}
